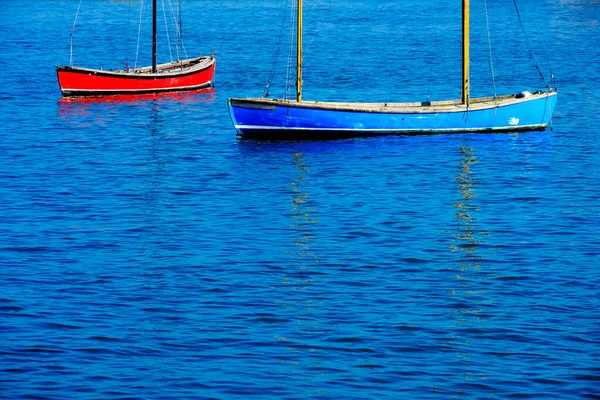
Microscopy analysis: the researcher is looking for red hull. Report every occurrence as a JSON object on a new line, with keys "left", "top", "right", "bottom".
{"left": 57, "top": 56, "right": 216, "bottom": 97}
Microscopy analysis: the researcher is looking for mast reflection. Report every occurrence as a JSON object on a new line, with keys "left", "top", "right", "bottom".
{"left": 276, "top": 152, "right": 324, "bottom": 396}
{"left": 449, "top": 146, "right": 484, "bottom": 279}
{"left": 445, "top": 145, "right": 491, "bottom": 393}
{"left": 288, "top": 152, "right": 319, "bottom": 267}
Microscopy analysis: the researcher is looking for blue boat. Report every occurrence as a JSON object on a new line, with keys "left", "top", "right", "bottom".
{"left": 228, "top": 0, "right": 557, "bottom": 140}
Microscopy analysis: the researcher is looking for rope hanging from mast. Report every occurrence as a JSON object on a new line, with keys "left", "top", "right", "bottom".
{"left": 176, "top": 0, "right": 188, "bottom": 60}
{"left": 161, "top": 0, "right": 174, "bottom": 62}
{"left": 166, "top": 0, "right": 186, "bottom": 60}
{"left": 134, "top": 0, "right": 145, "bottom": 70}
{"left": 519, "top": 0, "right": 556, "bottom": 90}
{"left": 264, "top": 0, "right": 291, "bottom": 97}
{"left": 179, "top": 0, "right": 183, "bottom": 43}
{"left": 303, "top": 0, "right": 323, "bottom": 60}
{"left": 512, "top": 0, "right": 552, "bottom": 89}
{"left": 126, "top": 0, "right": 132, "bottom": 70}
{"left": 69, "top": 0, "right": 84, "bottom": 67}
{"left": 426, "top": 0, "right": 443, "bottom": 102}
{"left": 483, "top": 0, "right": 497, "bottom": 100}
{"left": 284, "top": 0, "right": 296, "bottom": 101}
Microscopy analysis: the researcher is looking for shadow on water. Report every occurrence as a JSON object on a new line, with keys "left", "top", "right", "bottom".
{"left": 442, "top": 145, "right": 493, "bottom": 396}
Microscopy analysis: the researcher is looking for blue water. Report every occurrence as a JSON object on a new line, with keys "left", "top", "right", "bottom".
{"left": 1, "top": 0, "right": 599, "bottom": 398}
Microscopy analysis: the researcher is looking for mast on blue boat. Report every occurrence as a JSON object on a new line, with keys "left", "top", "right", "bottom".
{"left": 296, "top": 0, "right": 303, "bottom": 102}
{"left": 462, "top": 0, "right": 470, "bottom": 105}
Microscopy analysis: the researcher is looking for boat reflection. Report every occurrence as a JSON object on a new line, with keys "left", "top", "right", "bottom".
{"left": 275, "top": 152, "right": 324, "bottom": 396}
{"left": 57, "top": 87, "right": 215, "bottom": 115}
{"left": 288, "top": 152, "right": 320, "bottom": 267}
{"left": 445, "top": 145, "right": 491, "bottom": 391}
{"left": 279, "top": 151, "right": 321, "bottom": 310}
{"left": 449, "top": 146, "right": 485, "bottom": 276}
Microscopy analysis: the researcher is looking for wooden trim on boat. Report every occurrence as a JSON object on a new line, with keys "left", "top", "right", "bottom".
{"left": 56, "top": 56, "right": 215, "bottom": 80}
{"left": 229, "top": 91, "right": 557, "bottom": 114}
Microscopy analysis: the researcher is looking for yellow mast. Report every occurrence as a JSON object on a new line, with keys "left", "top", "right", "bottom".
{"left": 296, "top": 0, "right": 303, "bottom": 102}
{"left": 462, "top": 0, "right": 470, "bottom": 105}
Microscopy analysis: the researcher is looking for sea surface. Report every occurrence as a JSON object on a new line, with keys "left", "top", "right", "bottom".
{"left": 1, "top": 0, "right": 599, "bottom": 398}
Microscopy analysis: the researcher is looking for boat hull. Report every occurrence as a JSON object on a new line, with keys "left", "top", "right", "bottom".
{"left": 57, "top": 56, "right": 216, "bottom": 97}
{"left": 228, "top": 91, "right": 557, "bottom": 140}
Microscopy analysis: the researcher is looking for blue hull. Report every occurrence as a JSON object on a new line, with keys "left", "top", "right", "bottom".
{"left": 228, "top": 91, "right": 557, "bottom": 140}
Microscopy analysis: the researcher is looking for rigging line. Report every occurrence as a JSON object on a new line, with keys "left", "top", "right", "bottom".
{"left": 324, "top": 62, "right": 342, "bottom": 96}
{"left": 166, "top": 0, "right": 180, "bottom": 60}
{"left": 161, "top": 0, "right": 174, "bottom": 62}
{"left": 134, "top": 0, "right": 145, "bottom": 70}
{"left": 264, "top": 0, "right": 290, "bottom": 97}
{"left": 303, "top": 0, "right": 322, "bottom": 30}
{"left": 284, "top": 0, "right": 296, "bottom": 100}
{"left": 166, "top": 0, "right": 183, "bottom": 60}
{"left": 512, "top": 0, "right": 551, "bottom": 89}
{"left": 55, "top": 43, "right": 69, "bottom": 68}
{"left": 177, "top": 0, "right": 188, "bottom": 59}
{"left": 69, "top": 0, "right": 84, "bottom": 66}
{"left": 303, "top": 0, "right": 324, "bottom": 56}
{"left": 177, "top": 0, "right": 188, "bottom": 60}
{"left": 126, "top": 0, "right": 131, "bottom": 70}
{"left": 483, "top": 0, "right": 497, "bottom": 99}
{"left": 522, "top": 0, "right": 556, "bottom": 89}
{"left": 426, "top": 0, "right": 443, "bottom": 102}
{"left": 286, "top": 0, "right": 296, "bottom": 100}
{"left": 306, "top": 0, "right": 320, "bottom": 16}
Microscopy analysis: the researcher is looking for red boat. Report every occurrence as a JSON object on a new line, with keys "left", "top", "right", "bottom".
{"left": 56, "top": 0, "right": 215, "bottom": 97}
{"left": 57, "top": 56, "right": 216, "bottom": 97}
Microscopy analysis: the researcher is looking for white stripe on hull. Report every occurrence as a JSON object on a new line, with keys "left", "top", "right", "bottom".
{"left": 234, "top": 124, "right": 547, "bottom": 133}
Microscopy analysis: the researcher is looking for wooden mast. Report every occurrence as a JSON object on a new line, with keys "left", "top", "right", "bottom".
{"left": 462, "top": 0, "right": 470, "bottom": 105}
{"left": 152, "top": 0, "right": 157, "bottom": 73}
{"left": 296, "top": 0, "right": 303, "bottom": 102}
